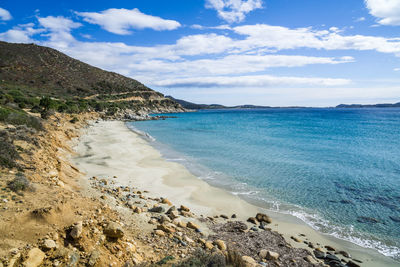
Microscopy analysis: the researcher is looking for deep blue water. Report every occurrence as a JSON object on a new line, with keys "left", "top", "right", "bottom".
{"left": 129, "top": 108, "right": 400, "bottom": 259}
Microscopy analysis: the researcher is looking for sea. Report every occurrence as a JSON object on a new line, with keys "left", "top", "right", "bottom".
{"left": 127, "top": 108, "right": 400, "bottom": 260}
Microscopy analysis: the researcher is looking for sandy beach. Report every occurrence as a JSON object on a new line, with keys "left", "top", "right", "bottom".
{"left": 73, "top": 120, "right": 399, "bottom": 267}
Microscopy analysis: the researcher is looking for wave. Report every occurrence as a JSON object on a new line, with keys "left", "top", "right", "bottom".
{"left": 126, "top": 124, "right": 156, "bottom": 142}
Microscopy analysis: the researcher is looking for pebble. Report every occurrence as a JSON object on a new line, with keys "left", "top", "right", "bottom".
{"left": 325, "top": 245, "right": 336, "bottom": 251}
{"left": 149, "top": 206, "right": 165, "bottom": 213}
{"left": 180, "top": 205, "right": 190, "bottom": 212}
{"left": 247, "top": 217, "right": 258, "bottom": 224}
{"left": 43, "top": 239, "right": 57, "bottom": 250}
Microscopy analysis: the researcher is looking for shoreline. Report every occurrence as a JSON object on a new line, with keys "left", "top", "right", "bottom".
{"left": 73, "top": 120, "right": 399, "bottom": 267}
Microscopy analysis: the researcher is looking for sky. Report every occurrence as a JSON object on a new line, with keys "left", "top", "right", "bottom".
{"left": 0, "top": 0, "right": 400, "bottom": 106}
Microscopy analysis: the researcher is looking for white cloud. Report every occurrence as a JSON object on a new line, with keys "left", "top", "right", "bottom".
{"left": 38, "top": 16, "right": 82, "bottom": 48}
{"left": 152, "top": 75, "right": 351, "bottom": 88}
{"left": 75, "top": 8, "right": 180, "bottom": 35}
{"left": 205, "top": 0, "right": 263, "bottom": 23}
{"left": 232, "top": 24, "right": 400, "bottom": 56}
{"left": 394, "top": 68, "right": 400, "bottom": 71}
{"left": 0, "top": 7, "right": 12, "bottom": 21}
{"left": 356, "top": 17, "right": 366, "bottom": 22}
{"left": 365, "top": 0, "right": 400, "bottom": 25}
{"left": 0, "top": 23, "right": 43, "bottom": 43}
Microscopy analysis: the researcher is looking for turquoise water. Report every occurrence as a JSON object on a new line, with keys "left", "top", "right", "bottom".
{"left": 128, "top": 108, "right": 400, "bottom": 259}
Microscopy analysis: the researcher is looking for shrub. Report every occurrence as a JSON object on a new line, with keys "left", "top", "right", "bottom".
{"left": 174, "top": 249, "right": 226, "bottom": 267}
{"left": 7, "top": 173, "right": 32, "bottom": 192}
{"left": 70, "top": 117, "right": 79, "bottom": 124}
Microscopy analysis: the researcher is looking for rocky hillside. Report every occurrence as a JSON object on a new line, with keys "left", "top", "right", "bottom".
{"left": 0, "top": 41, "right": 183, "bottom": 115}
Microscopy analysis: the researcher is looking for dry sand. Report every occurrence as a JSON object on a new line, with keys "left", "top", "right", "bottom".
{"left": 73, "top": 120, "right": 399, "bottom": 267}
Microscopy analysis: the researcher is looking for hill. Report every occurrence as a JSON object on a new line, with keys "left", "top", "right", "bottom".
{"left": 165, "top": 96, "right": 272, "bottom": 110}
{"left": 0, "top": 41, "right": 182, "bottom": 117}
{"left": 336, "top": 103, "right": 400, "bottom": 108}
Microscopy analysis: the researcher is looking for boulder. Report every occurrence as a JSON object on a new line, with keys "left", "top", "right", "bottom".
{"left": 256, "top": 213, "right": 271, "bottom": 223}
{"left": 23, "top": 248, "right": 45, "bottom": 267}
{"left": 70, "top": 221, "right": 83, "bottom": 239}
{"left": 104, "top": 222, "right": 124, "bottom": 238}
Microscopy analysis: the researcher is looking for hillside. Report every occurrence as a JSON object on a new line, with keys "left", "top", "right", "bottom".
{"left": 0, "top": 41, "right": 182, "bottom": 116}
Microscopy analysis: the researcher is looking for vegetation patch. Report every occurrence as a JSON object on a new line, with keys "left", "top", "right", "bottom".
{"left": 7, "top": 173, "right": 33, "bottom": 192}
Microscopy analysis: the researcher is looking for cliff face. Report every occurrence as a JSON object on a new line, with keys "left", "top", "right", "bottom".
{"left": 0, "top": 41, "right": 183, "bottom": 114}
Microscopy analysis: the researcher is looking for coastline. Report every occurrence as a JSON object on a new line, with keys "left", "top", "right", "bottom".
{"left": 73, "top": 120, "right": 399, "bottom": 267}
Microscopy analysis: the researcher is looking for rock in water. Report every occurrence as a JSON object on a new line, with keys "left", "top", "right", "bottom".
{"left": 104, "top": 222, "right": 124, "bottom": 238}
{"left": 23, "top": 248, "right": 45, "bottom": 267}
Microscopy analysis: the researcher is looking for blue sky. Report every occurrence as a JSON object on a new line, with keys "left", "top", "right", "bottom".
{"left": 1, "top": 0, "right": 400, "bottom": 106}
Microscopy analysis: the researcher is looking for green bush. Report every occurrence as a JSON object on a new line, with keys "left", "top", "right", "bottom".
{"left": 0, "top": 106, "right": 43, "bottom": 130}
{"left": 7, "top": 173, "right": 31, "bottom": 192}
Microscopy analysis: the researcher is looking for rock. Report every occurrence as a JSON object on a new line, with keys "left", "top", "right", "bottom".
{"left": 356, "top": 216, "right": 379, "bottom": 224}
{"left": 177, "top": 221, "right": 187, "bottom": 228}
{"left": 180, "top": 205, "right": 190, "bottom": 212}
{"left": 304, "top": 255, "right": 315, "bottom": 263}
{"left": 157, "top": 224, "right": 175, "bottom": 234}
{"left": 213, "top": 240, "right": 227, "bottom": 250}
{"left": 8, "top": 252, "right": 21, "bottom": 267}
{"left": 149, "top": 206, "right": 165, "bottom": 213}
{"left": 325, "top": 254, "right": 340, "bottom": 262}
{"left": 104, "top": 222, "right": 124, "bottom": 238}
{"left": 247, "top": 217, "right": 258, "bottom": 224}
{"left": 187, "top": 221, "right": 199, "bottom": 230}
{"left": 290, "top": 236, "right": 301, "bottom": 242}
{"left": 241, "top": 256, "right": 257, "bottom": 267}
{"left": 161, "top": 198, "right": 172, "bottom": 206}
{"left": 260, "top": 250, "right": 279, "bottom": 260}
{"left": 205, "top": 241, "right": 214, "bottom": 250}
{"left": 23, "top": 248, "right": 45, "bottom": 267}
{"left": 313, "top": 249, "right": 325, "bottom": 259}
{"left": 155, "top": 230, "right": 165, "bottom": 236}
{"left": 259, "top": 221, "right": 268, "bottom": 230}
{"left": 134, "top": 207, "right": 142, "bottom": 213}
{"left": 184, "top": 236, "right": 194, "bottom": 243}
{"left": 325, "top": 245, "right": 336, "bottom": 251}
{"left": 49, "top": 170, "right": 58, "bottom": 178}
{"left": 166, "top": 206, "right": 176, "bottom": 214}
{"left": 256, "top": 213, "right": 272, "bottom": 223}
{"left": 88, "top": 250, "right": 101, "bottom": 266}
{"left": 338, "top": 250, "right": 350, "bottom": 258}
{"left": 231, "top": 214, "right": 237, "bottom": 218}
{"left": 389, "top": 216, "right": 400, "bottom": 223}
{"left": 220, "top": 214, "right": 229, "bottom": 219}
{"left": 347, "top": 260, "right": 361, "bottom": 267}
{"left": 70, "top": 221, "right": 83, "bottom": 239}
{"left": 168, "top": 210, "right": 179, "bottom": 219}
{"left": 159, "top": 215, "right": 171, "bottom": 223}
{"left": 43, "top": 239, "right": 56, "bottom": 250}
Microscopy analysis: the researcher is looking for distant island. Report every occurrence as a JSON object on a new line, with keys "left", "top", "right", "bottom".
{"left": 166, "top": 96, "right": 400, "bottom": 110}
